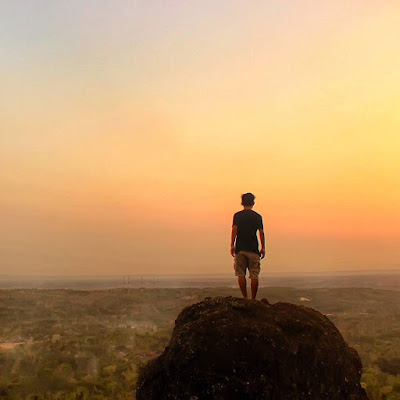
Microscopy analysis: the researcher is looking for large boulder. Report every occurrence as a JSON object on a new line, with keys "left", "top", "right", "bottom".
{"left": 137, "top": 296, "right": 368, "bottom": 400}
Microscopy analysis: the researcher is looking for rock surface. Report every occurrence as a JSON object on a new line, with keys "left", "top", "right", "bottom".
{"left": 136, "top": 296, "right": 368, "bottom": 400}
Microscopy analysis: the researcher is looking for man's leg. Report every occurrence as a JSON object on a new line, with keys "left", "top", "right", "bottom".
{"left": 251, "top": 278, "right": 259, "bottom": 300}
{"left": 234, "top": 252, "right": 247, "bottom": 299}
{"left": 247, "top": 252, "right": 261, "bottom": 300}
{"left": 238, "top": 276, "right": 248, "bottom": 299}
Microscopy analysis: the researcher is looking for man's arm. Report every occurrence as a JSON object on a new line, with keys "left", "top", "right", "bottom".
{"left": 230, "top": 225, "right": 238, "bottom": 257}
{"left": 259, "top": 229, "right": 266, "bottom": 259}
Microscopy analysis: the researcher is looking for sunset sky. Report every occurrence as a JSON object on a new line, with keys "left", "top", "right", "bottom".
{"left": 1, "top": 1, "right": 399, "bottom": 275}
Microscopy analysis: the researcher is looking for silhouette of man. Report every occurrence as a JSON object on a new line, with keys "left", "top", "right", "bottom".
{"left": 230, "top": 193, "right": 265, "bottom": 300}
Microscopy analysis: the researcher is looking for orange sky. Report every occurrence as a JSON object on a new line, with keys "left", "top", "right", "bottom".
{"left": 1, "top": 1, "right": 399, "bottom": 275}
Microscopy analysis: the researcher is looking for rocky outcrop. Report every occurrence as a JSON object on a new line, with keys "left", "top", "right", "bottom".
{"left": 137, "top": 297, "right": 368, "bottom": 400}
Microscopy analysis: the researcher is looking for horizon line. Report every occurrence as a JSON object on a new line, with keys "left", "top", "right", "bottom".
{"left": 1, "top": 268, "right": 400, "bottom": 278}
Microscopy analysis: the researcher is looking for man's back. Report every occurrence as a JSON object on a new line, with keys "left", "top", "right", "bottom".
{"left": 233, "top": 209, "right": 263, "bottom": 256}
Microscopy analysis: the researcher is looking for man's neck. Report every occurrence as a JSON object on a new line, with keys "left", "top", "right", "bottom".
{"left": 243, "top": 206, "right": 253, "bottom": 210}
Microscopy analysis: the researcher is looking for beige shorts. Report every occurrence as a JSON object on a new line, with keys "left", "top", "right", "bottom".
{"left": 234, "top": 251, "right": 261, "bottom": 279}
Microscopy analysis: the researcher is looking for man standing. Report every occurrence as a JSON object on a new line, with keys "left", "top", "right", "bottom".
{"left": 230, "top": 193, "right": 265, "bottom": 300}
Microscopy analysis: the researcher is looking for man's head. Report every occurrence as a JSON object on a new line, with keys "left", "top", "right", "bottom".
{"left": 241, "top": 192, "right": 255, "bottom": 207}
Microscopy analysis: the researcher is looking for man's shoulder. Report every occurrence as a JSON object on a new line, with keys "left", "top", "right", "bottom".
{"left": 233, "top": 210, "right": 263, "bottom": 222}
{"left": 251, "top": 210, "right": 262, "bottom": 218}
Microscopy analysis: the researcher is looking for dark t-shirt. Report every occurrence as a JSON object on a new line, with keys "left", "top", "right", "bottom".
{"left": 232, "top": 209, "right": 264, "bottom": 256}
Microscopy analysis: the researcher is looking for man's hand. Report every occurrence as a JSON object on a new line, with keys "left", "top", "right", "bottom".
{"left": 231, "top": 226, "right": 238, "bottom": 258}
{"left": 260, "top": 248, "right": 266, "bottom": 259}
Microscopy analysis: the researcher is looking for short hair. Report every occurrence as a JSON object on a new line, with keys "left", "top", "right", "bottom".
{"left": 241, "top": 193, "right": 255, "bottom": 206}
